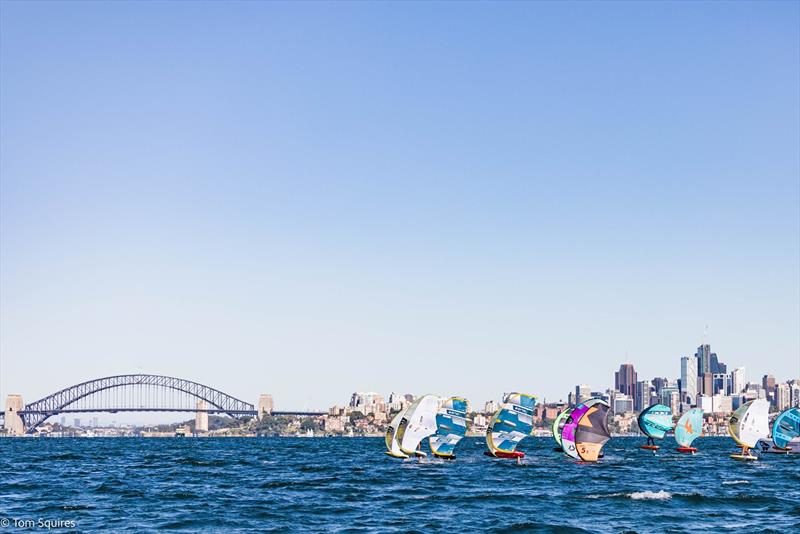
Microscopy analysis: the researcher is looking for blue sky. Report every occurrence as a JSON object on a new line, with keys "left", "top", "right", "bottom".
{"left": 1, "top": 1, "right": 798, "bottom": 414}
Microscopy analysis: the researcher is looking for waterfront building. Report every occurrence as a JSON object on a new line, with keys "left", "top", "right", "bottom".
{"left": 484, "top": 400, "right": 498, "bottom": 414}
{"left": 698, "top": 395, "right": 712, "bottom": 414}
{"left": 610, "top": 412, "right": 638, "bottom": 434}
{"left": 387, "top": 392, "right": 404, "bottom": 412}
{"left": 613, "top": 393, "right": 634, "bottom": 414}
{"left": 615, "top": 363, "right": 637, "bottom": 397}
{"left": 323, "top": 416, "right": 346, "bottom": 433}
{"left": 472, "top": 413, "right": 487, "bottom": 428}
{"left": 349, "top": 392, "right": 384, "bottom": 414}
{"left": 680, "top": 356, "right": 698, "bottom": 406}
{"left": 543, "top": 405, "right": 561, "bottom": 421}
{"left": 711, "top": 394, "right": 732, "bottom": 414}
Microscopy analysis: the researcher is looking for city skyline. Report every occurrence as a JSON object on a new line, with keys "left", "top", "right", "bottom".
{"left": 1, "top": 2, "right": 798, "bottom": 411}
{"left": 3, "top": 336, "right": 797, "bottom": 426}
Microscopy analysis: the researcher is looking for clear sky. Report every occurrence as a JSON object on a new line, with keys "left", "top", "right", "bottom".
{"left": 1, "top": 1, "right": 798, "bottom": 415}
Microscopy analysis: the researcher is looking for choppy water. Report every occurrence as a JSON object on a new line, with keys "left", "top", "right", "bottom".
{"left": 1, "top": 437, "right": 798, "bottom": 532}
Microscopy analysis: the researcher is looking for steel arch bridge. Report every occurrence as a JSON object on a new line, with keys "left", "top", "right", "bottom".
{"left": 18, "top": 374, "right": 259, "bottom": 433}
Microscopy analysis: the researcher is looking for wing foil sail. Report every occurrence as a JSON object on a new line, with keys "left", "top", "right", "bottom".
{"left": 429, "top": 397, "right": 469, "bottom": 458}
{"left": 674, "top": 408, "right": 704, "bottom": 448}
{"left": 772, "top": 408, "right": 800, "bottom": 450}
{"left": 637, "top": 404, "right": 675, "bottom": 440}
{"left": 397, "top": 394, "right": 440, "bottom": 456}
{"left": 486, "top": 393, "right": 537, "bottom": 457}
{"left": 728, "top": 399, "right": 770, "bottom": 449}
{"left": 574, "top": 400, "right": 611, "bottom": 462}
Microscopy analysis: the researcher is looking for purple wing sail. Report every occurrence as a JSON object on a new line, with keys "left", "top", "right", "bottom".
{"left": 561, "top": 401, "right": 593, "bottom": 459}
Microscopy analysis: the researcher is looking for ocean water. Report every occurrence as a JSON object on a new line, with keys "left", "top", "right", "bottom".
{"left": 1, "top": 436, "right": 798, "bottom": 532}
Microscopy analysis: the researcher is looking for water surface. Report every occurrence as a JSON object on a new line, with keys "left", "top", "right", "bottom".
{"left": 1, "top": 437, "right": 798, "bottom": 532}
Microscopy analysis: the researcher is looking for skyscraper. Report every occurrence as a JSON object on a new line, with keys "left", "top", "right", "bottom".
{"left": 789, "top": 380, "right": 800, "bottom": 408}
{"left": 712, "top": 373, "right": 730, "bottom": 396}
{"left": 615, "top": 363, "right": 637, "bottom": 397}
{"left": 652, "top": 377, "right": 670, "bottom": 395}
{"left": 701, "top": 372, "right": 713, "bottom": 398}
{"left": 762, "top": 375, "right": 776, "bottom": 407}
{"left": 695, "top": 344, "right": 727, "bottom": 394}
{"left": 762, "top": 374, "right": 776, "bottom": 391}
{"left": 575, "top": 384, "right": 591, "bottom": 404}
{"left": 709, "top": 352, "right": 727, "bottom": 374}
{"left": 695, "top": 344, "right": 711, "bottom": 395}
{"left": 635, "top": 380, "right": 652, "bottom": 412}
{"left": 696, "top": 344, "right": 711, "bottom": 376}
{"left": 731, "top": 367, "right": 746, "bottom": 395}
{"left": 680, "top": 356, "right": 698, "bottom": 405}
{"left": 776, "top": 383, "right": 791, "bottom": 411}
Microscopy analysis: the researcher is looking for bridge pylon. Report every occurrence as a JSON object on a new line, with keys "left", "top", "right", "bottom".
{"left": 195, "top": 400, "right": 209, "bottom": 433}
{"left": 257, "top": 394, "right": 274, "bottom": 420}
{"left": 3, "top": 395, "right": 25, "bottom": 436}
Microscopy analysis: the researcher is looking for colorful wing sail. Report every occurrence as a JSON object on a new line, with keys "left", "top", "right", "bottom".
{"left": 561, "top": 399, "right": 601, "bottom": 459}
{"left": 551, "top": 407, "right": 573, "bottom": 448}
{"left": 429, "top": 397, "right": 469, "bottom": 458}
{"left": 728, "top": 399, "right": 770, "bottom": 448}
{"left": 772, "top": 408, "right": 800, "bottom": 450}
{"left": 637, "top": 404, "right": 674, "bottom": 439}
{"left": 674, "top": 408, "right": 704, "bottom": 448}
{"left": 385, "top": 406, "right": 410, "bottom": 458}
{"left": 574, "top": 400, "right": 611, "bottom": 462}
{"left": 486, "top": 393, "right": 537, "bottom": 456}
{"left": 397, "top": 394, "right": 440, "bottom": 456}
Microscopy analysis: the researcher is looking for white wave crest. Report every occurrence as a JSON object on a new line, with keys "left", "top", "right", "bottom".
{"left": 586, "top": 490, "right": 672, "bottom": 500}
{"left": 722, "top": 480, "right": 749, "bottom": 485}
{"left": 629, "top": 490, "right": 672, "bottom": 500}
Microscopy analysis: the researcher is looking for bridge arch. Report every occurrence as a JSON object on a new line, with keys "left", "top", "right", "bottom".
{"left": 21, "top": 374, "right": 255, "bottom": 432}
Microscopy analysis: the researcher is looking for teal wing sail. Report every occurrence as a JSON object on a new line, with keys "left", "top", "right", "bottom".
{"left": 773, "top": 408, "right": 800, "bottom": 449}
{"left": 487, "top": 393, "right": 537, "bottom": 454}
{"left": 637, "top": 404, "right": 674, "bottom": 439}
{"left": 674, "top": 408, "right": 703, "bottom": 447}
{"left": 429, "top": 397, "right": 468, "bottom": 457}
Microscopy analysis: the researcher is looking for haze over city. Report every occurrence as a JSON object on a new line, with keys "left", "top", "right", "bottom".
{"left": 1, "top": 2, "right": 798, "bottom": 416}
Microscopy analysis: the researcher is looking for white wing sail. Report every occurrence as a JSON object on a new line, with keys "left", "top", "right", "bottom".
{"left": 385, "top": 406, "right": 409, "bottom": 458}
{"left": 397, "top": 394, "right": 440, "bottom": 457}
{"left": 729, "top": 399, "right": 770, "bottom": 448}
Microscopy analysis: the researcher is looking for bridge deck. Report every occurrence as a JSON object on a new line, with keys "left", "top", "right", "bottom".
{"left": 12, "top": 409, "right": 324, "bottom": 416}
